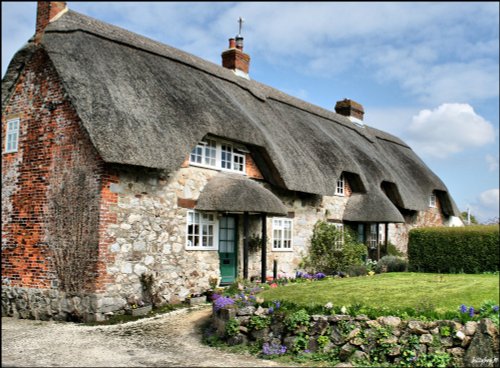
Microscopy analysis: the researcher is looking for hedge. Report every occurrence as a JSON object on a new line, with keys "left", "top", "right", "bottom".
{"left": 408, "top": 225, "right": 499, "bottom": 273}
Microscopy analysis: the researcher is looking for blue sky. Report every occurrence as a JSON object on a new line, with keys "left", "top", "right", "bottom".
{"left": 2, "top": 2, "right": 499, "bottom": 223}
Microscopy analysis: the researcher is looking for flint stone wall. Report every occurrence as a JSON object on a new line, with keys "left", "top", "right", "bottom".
{"left": 213, "top": 306, "right": 499, "bottom": 367}
{"left": 1, "top": 286, "right": 124, "bottom": 322}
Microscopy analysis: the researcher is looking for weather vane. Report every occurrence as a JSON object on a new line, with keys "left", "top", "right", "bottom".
{"left": 238, "top": 17, "right": 244, "bottom": 36}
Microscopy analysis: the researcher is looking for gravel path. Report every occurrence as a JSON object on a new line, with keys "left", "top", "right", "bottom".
{"left": 1, "top": 305, "right": 287, "bottom": 367}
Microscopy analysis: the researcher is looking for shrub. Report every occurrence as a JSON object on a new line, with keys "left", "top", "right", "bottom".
{"left": 385, "top": 242, "right": 404, "bottom": 257}
{"left": 375, "top": 255, "right": 408, "bottom": 273}
{"left": 408, "top": 225, "right": 499, "bottom": 273}
{"left": 248, "top": 315, "right": 270, "bottom": 331}
{"left": 346, "top": 264, "right": 368, "bottom": 277}
{"left": 304, "top": 221, "right": 367, "bottom": 274}
{"left": 225, "top": 318, "right": 240, "bottom": 337}
{"left": 284, "top": 309, "right": 310, "bottom": 331}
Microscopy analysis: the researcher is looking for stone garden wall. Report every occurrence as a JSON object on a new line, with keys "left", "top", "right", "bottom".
{"left": 212, "top": 305, "right": 499, "bottom": 367}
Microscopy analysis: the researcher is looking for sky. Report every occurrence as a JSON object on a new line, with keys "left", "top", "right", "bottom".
{"left": 2, "top": 2, "right": 499, "bottom": 223}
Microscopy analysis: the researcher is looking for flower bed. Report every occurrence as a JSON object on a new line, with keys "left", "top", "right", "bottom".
{"left": 206, "top": 279, "right": 499, "bottom": 367}
{"left": 211, "top": 304, "right": 499, "bottom": 367}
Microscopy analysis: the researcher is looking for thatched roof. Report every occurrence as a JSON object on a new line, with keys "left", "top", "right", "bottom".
{"left": 344, "top": 193, "right": 405, "bottom": 223}
{"left": 2, "top": 10, "right": 461, "bottom": 222}
{"left": 196, "top": 173, "right": 288, "bottom": 216}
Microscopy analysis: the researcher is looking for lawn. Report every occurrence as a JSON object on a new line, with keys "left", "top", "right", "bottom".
{"left": 259, "top": 272, "right": 499, "bottom": 314}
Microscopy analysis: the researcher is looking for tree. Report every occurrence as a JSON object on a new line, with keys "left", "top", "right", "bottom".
{"left": 460, "top": 211, "right": 478, "bottom": 225}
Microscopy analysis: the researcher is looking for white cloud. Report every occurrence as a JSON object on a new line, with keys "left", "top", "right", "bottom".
{"left": 486, "top": 154, "right": 499, "bottom": 172}
{"left": 406, "top": 103, "right": 495, "bottom": 159}
{"left": 466, "top": 188, "right": 499, "bottom": 223}
{"left": 3, "top": 2, "right": 498, "bottom": 105}
{"left": 479, "top": 188, "right": 499, "bottom": 208}
{"left": 475, "top": 188, "right": 500, "bottom": 223}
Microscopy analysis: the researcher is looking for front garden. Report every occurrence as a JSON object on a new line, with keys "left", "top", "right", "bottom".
{"left": 203, "top": 222, "right": 500, "bottom": 367}
{"left": 205, "top": 274, "right": 499, "bottom": 367}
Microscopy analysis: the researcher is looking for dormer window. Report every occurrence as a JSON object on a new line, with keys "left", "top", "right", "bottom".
{"left": 335, "top": 175, "right": 345, "bottom": 196}
{"left": 429, "top": 194, "right": 437, "bottom": 208}
{"left": 190, "top": 139, "right": 216, "bottom": 166}
{"left": 189, "top": 138, "right": 246, "bottom": 174}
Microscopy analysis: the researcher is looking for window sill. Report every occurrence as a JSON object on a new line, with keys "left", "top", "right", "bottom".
{"left": 185, "top": 247, "right": 218, "bottom": 251}
{"left": 188, "top": 162, "right": 246, "bottom": 176}
{"left": 272, "top": 248, "right": 294, "bottom": 252}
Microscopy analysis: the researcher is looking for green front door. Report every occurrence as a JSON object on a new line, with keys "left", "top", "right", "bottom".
{"left": 219, "top": 215, "right": 237, "bottom": 285}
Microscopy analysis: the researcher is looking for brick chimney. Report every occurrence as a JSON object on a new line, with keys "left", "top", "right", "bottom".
{"left": 335, "top": 99, "right": 365, "bottom": 121}
{"left": 221, "top": 17, "right": 250, "bottom": 78}
{"left": 35, "top": 1, "right": 67, "bottom": 45}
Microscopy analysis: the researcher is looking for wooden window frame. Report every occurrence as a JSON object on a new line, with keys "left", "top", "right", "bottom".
{"left": 429, "top": 194, "right": 437, "bottom": 208}
{"left": 189, "top": 138, "right": 246, "bottom": 174}
{"left": 335, "top": 175, "right": 345, "bottom": 196}
{"left": 4, "top": 118, "right": 20, "bottom": 153}
{"left": 272, "top": 218, "right": 293, "bottom": 252}
{"left": 186, "top": 210, "right": 218, "bottom": 251}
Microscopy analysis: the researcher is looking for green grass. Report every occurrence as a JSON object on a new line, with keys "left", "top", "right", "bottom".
{"left": 260, "top": 273, "right": 499, "bottom": 313}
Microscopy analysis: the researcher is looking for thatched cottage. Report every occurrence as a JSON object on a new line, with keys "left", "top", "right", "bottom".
{"left": 2, "top": 2, "right": 462, "bottom": 321}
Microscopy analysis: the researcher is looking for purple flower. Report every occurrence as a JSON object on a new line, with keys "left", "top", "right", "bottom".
{"left": 459, "top": 304, "right": 467, "bottom": 314}
{"left": 213, "top": 296, "right": 235, "bottom": 311}
{"left": 469, "top": 306, "right": 475, "bottom": 317}
{"left": 314, "top": 272, "right": 326, "bottom": 280}
{"left": 304, "top": 349, "right": 311, "bottom": 354}
{"left": 493, "top": 305, "right": 499, "bottom": 313}
{"left": 262, "top": 342, "right": 287, "bottom": 356}
{"left": 296, "top": 271, "right": 303, "bottom": 278}
{"left": 274, "top": 300, "right": 281, "bottom": 309}
{"left": 211, "top": 293, "right": 221, "bottom": 301}
{"left": 268, "top": 307, "right": 274, "bottom": 314}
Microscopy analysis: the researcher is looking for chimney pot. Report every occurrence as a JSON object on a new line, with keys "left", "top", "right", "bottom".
{"left": 235, "top": 36, "right": 244, "bottom": 51}
{"left": 35, "top": 1, "right": 67, "bottom": 45}
{"left": 228, "top": 38, "right": 236, "bottom": 49}
{"left": 335, "top": 99, "right": 365, "bottom": 121}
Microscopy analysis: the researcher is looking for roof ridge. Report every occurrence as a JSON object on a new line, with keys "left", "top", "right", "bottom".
{"left": 45, "top": 9, "right": 376, "bottom": 140}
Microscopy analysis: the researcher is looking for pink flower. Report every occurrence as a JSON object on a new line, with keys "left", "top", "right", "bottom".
{"left": 270, "top": 283, "right": 278, "bottom": 288}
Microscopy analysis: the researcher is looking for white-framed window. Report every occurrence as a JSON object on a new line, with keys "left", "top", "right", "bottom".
{"left": 333, "top": 223, "right": 344, "bottom": 250}
{"left": 429, "top": 194, "right": 436, "bottom": 208}
{"left": 5, "top": 118, "right": 20, "bottom": 153}
{"left": 190, "top": 139, "right": 216, "bottom": 166}
{"left": 186, "top": 210, "right": 218, "bottom": 250}
{"left": 272, "top": 218, "right": 293, "bottom": 251}
{"left": 335, "top": 175, "right": 344, "bottom": 196}
{"left": 189, "top": 138, "right": 246, "bottom": 174}
{"left": 369, "top": 224, "right": 378, "bottom": 249}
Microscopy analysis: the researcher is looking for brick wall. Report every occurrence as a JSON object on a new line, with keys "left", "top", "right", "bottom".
{"left": 245, "top": 153, "right": 264, "bottom": 180}
{"left": 1, "top": 48, "right": 105, "bottom": 291}
{"left": 389, "top": 196, "right": 445, "bottom": 253}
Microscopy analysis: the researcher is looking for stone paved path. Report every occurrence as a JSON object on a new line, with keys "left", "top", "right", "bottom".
{"left": 2, "top": 305, "right": 289, "bottom": 367}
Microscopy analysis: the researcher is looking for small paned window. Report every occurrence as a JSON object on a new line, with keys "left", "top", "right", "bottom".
{"left": 189, "top": 138, "right": 246, "bottom": 174}
{"left": 5, "top": 118, "right": 20, "bottom": 153}
{"left": 221, "top": 144, "right": 232, "bottom": 170}
{"left": 334, "top": 223, "right": 344, "bottom": 249}
{"left": 186, "top": 210, "right": 217, "bottom": 250}
{"left": 190, "top": 139, "right": 216, "bottom": 166}
{"left": 336, "top": 175, "right": 345, "bottom": 196}
{"left": 429, "top": 194, "right": 436, "bottom": 208}
{"left": 357, "top": 224, "right": 365, "bottom": 243}
{"left": 369, "top": 224, "right": 378, "bottom": 250}
{"left": 272, "top": 218, "right": 293, "bottom": 251}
